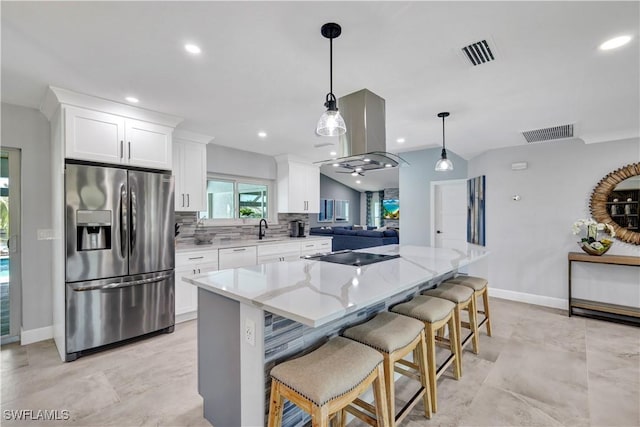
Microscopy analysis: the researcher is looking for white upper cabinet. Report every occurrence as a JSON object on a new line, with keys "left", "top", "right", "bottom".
{"left": 173, "top": 138, "right": 207, "bottom": 212}
{"left": 42, "top": 87, "right": 183, "bottom": 170}
{"left": 276, "top": 156, "right": 320, "bottom": 213}
{"left": 64, "top": 106, "right": 125, "bottom": 165}
{"left": 65, "top": 107, "right": 173, "bottom": 169}
{"left": 125, "top": 119, "right": 173, "bottom": 169}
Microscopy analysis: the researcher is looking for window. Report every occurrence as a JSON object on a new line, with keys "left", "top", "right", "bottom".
{"left": 200, "top": 176, "right": 271, "bottom": 222}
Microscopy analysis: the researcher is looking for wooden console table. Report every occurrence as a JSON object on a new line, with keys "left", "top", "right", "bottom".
{"left": 568, "top": 252, "right": 640, "bottom": 322}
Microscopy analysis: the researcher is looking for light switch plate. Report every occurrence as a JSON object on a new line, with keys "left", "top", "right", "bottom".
{"left": 37, "top": 229, "right": 55, "bottom": 240}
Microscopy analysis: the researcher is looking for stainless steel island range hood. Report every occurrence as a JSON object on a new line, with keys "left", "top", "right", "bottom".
{"left": 316, "top": 89, "right": 407, "bottom": 173}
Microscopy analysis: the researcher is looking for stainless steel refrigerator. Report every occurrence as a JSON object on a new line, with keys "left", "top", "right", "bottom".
{"left": 65, "top": 163, "right": 175, "bottom": 361}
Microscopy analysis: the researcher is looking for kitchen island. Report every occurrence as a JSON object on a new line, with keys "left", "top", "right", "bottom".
{"left": 185, "top": 244, "right": 489, "bottom": 427}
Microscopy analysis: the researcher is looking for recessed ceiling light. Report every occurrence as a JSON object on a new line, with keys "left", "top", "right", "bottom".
{"left": 351, "top": 172, "right": 358, "bottom": 176}
{"left": 355, "top": 167, "right": 362, "bottom": 172}
{"left": 385, "top": 163, "right": 392, "bottom": 168}
{"left": 599, "top": 35, "right": 632, "bottom": 50}
{"left": 396, "top": 138, "right": 405, "bottom": 144}
{"left": 185, "top": 44, "right": 202, "bottom": 54}
{"left": 332, "top": 163, "right": 339, "bottom": 167}
{"left": 258, "top": 131, "right": 267, "bottom": 138}
{"left": 329, "top": 151, "right": 337, "bottom": 156}
{"left": 363, "top": 158, "right": 371, "bottom": 162}
{"left": 125, "top": 96, "right": 139, "bottom": 103}
{"left": 356, "top": 180, "right": 361, "bottom": 184}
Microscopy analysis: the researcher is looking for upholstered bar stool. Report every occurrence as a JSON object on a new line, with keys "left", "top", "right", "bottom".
{"left": 342, "top": 312, "right": 432, "bottom": 426}
{"left": 268, "top": 336, "right": 390, "bottom": 427}
{"left": 390, "top": 296, "right": 460, "bottom": 413}
{"left": 445, "top": 275, "right": 492, "bottom": 336}
{"left": 422, "top": 283, "right": 479, "bottom": 358}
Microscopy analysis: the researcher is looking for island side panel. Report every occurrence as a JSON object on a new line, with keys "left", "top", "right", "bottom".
{"left": 198, "top": 288, "right": 242, "bottom": 427}
{"left": 240, "top": 303, "right": 266, "bottom": 427}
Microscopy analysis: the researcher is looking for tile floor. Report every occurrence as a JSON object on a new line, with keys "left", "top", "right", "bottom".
{"left": 1, "top": 297, "right": 639, "bottom": 427}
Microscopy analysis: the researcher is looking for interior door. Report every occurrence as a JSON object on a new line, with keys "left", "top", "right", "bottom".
{"left": 433, "top": 180, "right": 467, "bottom": 250}
{"left": 128, "top": 170, "right": 175, "bottom": 275}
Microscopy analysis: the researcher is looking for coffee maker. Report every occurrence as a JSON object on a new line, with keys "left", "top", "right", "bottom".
{"left": 290, "top": 220, "right": 305, "bottom": 237}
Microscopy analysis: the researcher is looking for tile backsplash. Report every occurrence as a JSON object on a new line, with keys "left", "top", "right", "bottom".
{"left": 175, "top": 212, "right": 310, "bottom": 244}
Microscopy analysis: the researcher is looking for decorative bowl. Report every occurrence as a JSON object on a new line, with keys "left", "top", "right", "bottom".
{"left": 194, "top": 228, "right": 213, "bottom": 244}
{"left": 578, "top": 241, "right": 611, "bottom": 256}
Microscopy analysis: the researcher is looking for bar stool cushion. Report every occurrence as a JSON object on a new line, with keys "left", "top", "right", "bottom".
{"left": 270, "top": 336, "right": 383, "bottom": 406}
{"left": 343, "top": 312, "right": 425, "bottom": 354}
{"left": 445, "top": 276, "right": 488, "bottom": 291}
{"left": 391, "top": 295, "right": 455, "bottom": 323}
{"left": 423, "top": 283, "right": 473, "bottom": 303}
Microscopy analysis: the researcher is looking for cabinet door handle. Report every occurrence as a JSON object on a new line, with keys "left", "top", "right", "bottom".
{"left": 128, "top": 141, "right": 131, "bottom": 159}
{"left": 188, "top": 256, "right": 204, "bottom": 260}
{"left": 233, "top": 248, "right": 247, "bottom": 252}
{"left": 182, "top": 194, "right": 185, "bottom": 207}
{"left": 192, "top": 269, "right": 197, "bottom": 275}
{"left": 305, "top": 244, "right": 314, "bottom": 248}
{"left": 197, "top": 268, "right": 201, "bottom": 274}
{"left": 120, "top": 140, "right": 124, "bottom": 158}
{"left": 187, "top": 194, "right": 190, "bottom": 207}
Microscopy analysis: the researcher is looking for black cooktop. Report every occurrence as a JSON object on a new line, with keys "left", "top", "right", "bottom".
{"left": 308, "top": 250, "right": 400, "bottom": 266}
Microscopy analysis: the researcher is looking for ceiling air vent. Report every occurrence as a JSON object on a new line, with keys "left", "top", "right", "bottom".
{"left": 461, "top": 40, "right": 495, "bottom": 66}
{"left": 522, "top": 124, "right": 574, "bottom": 143}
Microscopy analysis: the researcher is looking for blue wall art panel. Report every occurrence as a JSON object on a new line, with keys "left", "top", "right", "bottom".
{"left": 467, "top": 175, "right": 486, "bottom": 246}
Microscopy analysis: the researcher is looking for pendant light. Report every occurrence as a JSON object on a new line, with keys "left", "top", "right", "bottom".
{"left": 316, "top": 23, "right": 346, "bottom": 137}
{"left": 435, "top": 112, "right": 453, "bottom": 171}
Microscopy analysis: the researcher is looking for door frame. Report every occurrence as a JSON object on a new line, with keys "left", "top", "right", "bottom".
{"left": 430, "top": 179, "right": 466, "bottom": 247}
{"left": 1, "top": 147, "right": 21, "bottom": 344}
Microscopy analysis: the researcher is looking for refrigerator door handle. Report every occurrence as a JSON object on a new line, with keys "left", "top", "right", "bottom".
{"left": 70, "top": 273, "right": 173, "bottom": 291}
{"left": 120, "top": 184, "right": 128, "bottom": 258}
{"left": 130, "top": 185, "right": 137, "bottom": 254}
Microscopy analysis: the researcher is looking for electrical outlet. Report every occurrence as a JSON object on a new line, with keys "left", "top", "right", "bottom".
{"left": 245, "top": 318, "right": 255, "bottom": 346}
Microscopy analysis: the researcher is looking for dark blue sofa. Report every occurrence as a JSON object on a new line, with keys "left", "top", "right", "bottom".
{"left": 309, "top": 226, "right": 399, "bottom": 251}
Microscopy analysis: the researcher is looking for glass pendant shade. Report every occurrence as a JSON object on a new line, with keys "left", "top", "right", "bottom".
{"left": 316, "top": 109, "right": 346, "bottom": 136}
{"left": 435, "top": 153, "right": 454, "bottom": 171}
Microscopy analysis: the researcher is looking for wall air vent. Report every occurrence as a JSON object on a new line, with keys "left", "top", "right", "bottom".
{"left": 461, "top": 40, "right": 495, "bottom": 66}
{"left": 522, "top": 124, "right": 574, "bottom": 143}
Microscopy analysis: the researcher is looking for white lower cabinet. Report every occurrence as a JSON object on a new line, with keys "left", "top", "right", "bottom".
{"left": 257, "top": 242, "right": 301, "bottom": 264}
{"left": 300, "top": 238, "right": 332, "bottom": 256}
{"left": 218, "top": 246, "right": 257, "bottom": 270}
{"left": 175, "top": 250, "right": 218, "bottom": 322}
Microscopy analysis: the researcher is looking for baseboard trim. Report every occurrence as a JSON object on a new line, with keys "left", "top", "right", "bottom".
{"left": 176, "top": 311, "right": 197, "bottom": 324}
{"left": 490, "top": 287, "right": 567, "bottom": 310}
{"left": 20, "top": 325, "right": 54, "bottom": 345}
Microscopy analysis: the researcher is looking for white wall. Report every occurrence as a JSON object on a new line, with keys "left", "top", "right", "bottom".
{"left": 1, "top": 103, "right": 53, "bottom": 332}
{"left": 399, "top": 147, "right": 468, "bottom": 245}
{"left": 468, "top": 137, "right": 640, "bottom": 302}
{"left": 207, "top": 143, "right": 276, "bottom": 180}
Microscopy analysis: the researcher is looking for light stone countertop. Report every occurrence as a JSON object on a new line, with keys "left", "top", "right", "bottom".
{"left": 185, "top": 244, "right": 490, "bottom": 327}
{"left": 175, "top": 235, "right": 332, "bottom": 252}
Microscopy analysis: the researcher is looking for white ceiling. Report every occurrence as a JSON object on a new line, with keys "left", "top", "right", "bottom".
{"left": 2, "top": 2, "right": 638, "bottom": 191}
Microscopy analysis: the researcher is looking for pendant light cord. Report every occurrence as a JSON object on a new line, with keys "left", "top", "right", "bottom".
{"left": 329, "top": 37, "right": 333, "bottom": 95}
{"left": 442, "top": 115, "right": 446, "bottom": 150}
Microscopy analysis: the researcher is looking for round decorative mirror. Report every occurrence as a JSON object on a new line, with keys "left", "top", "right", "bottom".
{"left": 590, "top": 163, "right": 640, "bottom": 245}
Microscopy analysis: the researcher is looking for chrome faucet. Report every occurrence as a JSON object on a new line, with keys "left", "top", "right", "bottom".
{"left": 258, "top": 219, "right": 268, "bottom": 240}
